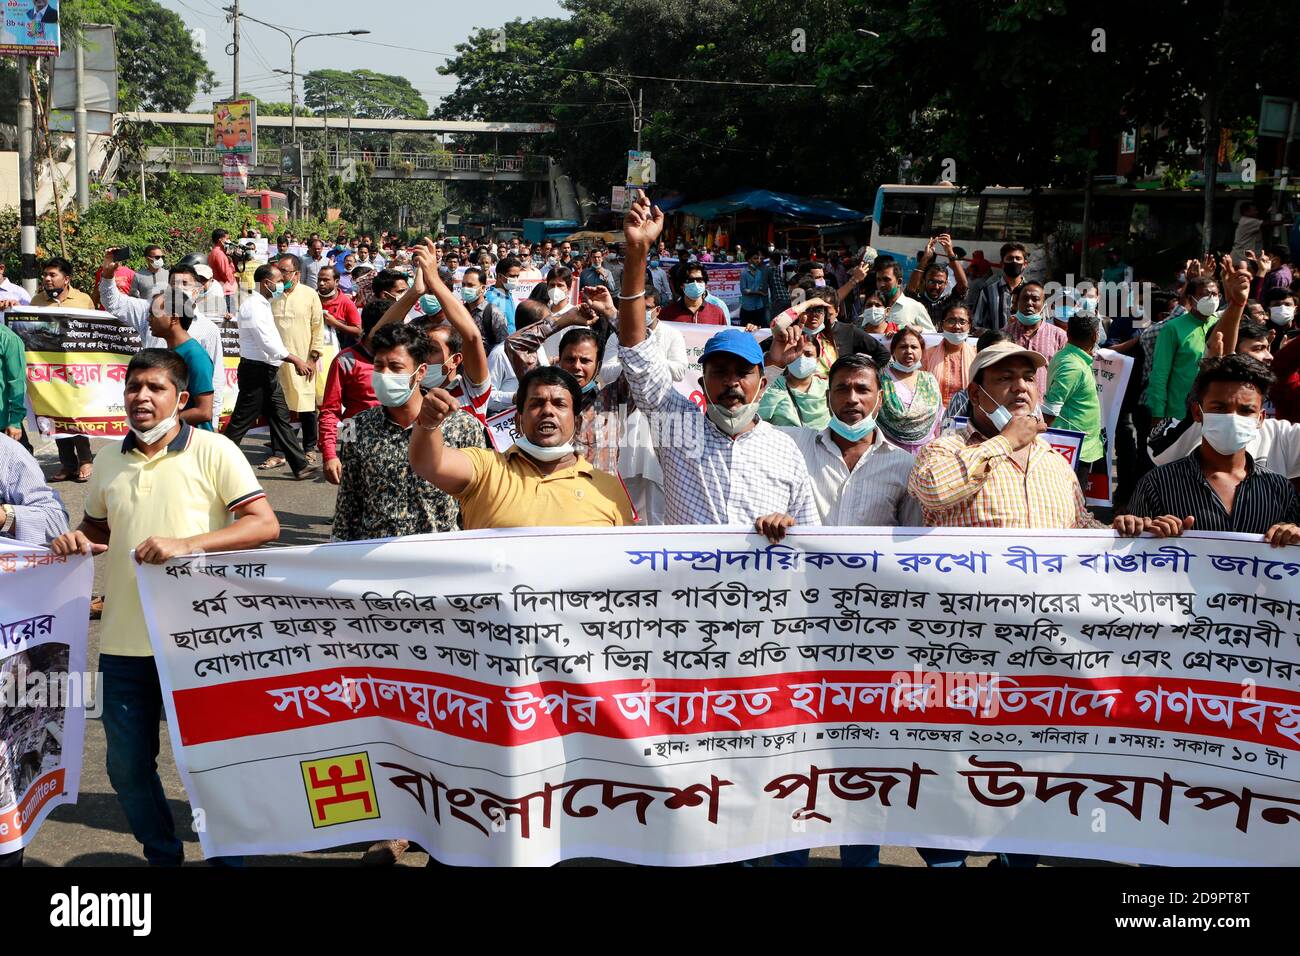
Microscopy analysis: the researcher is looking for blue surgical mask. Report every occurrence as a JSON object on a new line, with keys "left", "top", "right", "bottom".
{"left": 890, "top": 358, "right": 921, "bottom": 374}
{"left": 828, "top": 409, "right": 877, "bottom": 442}
{"left": 421, "top": 363, "right": 448, "bottom": 390}
{"left": 645, "top": 308, "right": 656, "bottom": 329}
{"left": 581, "top": 378, "right": 599, "bottom": 395}
{"left": 459, "top": 285, "right": 479, "bottom": 303}
{"left": 976, "top": 383, "right": 1014, "bottom": 431}
{"left": 1015, "top": 310, "right": 1042, "bottom": 326}
{"left": 683, "top": 280, "right": 707, "bottom": 299}
{"left": 941, "top": 331, "right": 967, "bottom": 345}
{"left": 788, "top": 355, "right": 818, "bottom": 379}
{"left": 420, "top": 294, "right": 442, "bottom": 316}
{"left": 371, "top": 369, "right": 418, "bottom": 407}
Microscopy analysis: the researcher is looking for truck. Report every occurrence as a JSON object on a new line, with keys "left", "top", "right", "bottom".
{"left": 522, "top": 218, "right": 579, "bottom": 244}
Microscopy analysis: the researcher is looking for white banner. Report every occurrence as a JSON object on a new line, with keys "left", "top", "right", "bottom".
{"left": 0, "top": 545, "right": 91, "bottom": 853}
{"left": 138, "top": 528, "right": 1300, "bottom": 866}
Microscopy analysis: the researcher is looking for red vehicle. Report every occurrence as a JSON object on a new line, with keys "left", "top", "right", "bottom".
{"left": 240, "top": 189, "right": 288, "bottom": 231}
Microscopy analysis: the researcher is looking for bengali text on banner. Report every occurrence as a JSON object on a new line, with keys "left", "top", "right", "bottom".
{"left": 136, "top": 527, "right": 1300, "bottom": 866}
{"left": 0, "top": 544, "right": 92, "bottom": 854}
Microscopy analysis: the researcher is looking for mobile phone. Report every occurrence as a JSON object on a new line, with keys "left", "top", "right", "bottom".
{"left": 112, "top": 246, "right": 132, "bottom": 262}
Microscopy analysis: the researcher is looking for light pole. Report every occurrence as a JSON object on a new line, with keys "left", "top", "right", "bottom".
{"left": 237, "top": 15, "right": 368, "bottom": 214}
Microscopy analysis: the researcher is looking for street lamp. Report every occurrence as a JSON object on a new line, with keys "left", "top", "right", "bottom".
{"left": 235, "top": 14, "right": 369, "bottom": 212}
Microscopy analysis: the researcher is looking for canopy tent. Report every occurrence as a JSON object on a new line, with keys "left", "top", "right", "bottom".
{"left": 675, "top": 188, "right": 865, "bottom": 223}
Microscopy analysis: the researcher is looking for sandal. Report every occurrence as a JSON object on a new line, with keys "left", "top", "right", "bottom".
{"left": 74, "top": 463, "right": 93, "bottom": 483}
{"left": 258, "top": 456, "right": 287, "bottom": 470}
{"left": 48, "top": 469, "right": 74, "bottom": 482}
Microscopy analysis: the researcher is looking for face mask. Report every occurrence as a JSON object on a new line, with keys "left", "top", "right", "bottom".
{"left": 150, "top": 258, "right": 165, "bottom": 269}
{"left": 1057, "top": 304, "right": 1077, "bottom": 320}
{"left": 788, "top": 354, "right": 818, "bottom": 379}
{"left": 459, "top": 285, "right": 480, "bottom": 303}
{"left": 813, "top": 278, "right": 827, "bottom": 288}
{"left": 421, "top": 363, "right": 448, "bottom": 390}
{"left": 650, "top": 259, "right": 661, "bottom": 268}
{"left": 942, "top": 330, "right": 967, "bottom": 345}
{"left": 860, "top": 306, "right": 887, "bottom": 327}
{"left": 128, "top": 398, "right": 179, "bottom": 445}
{"left": 515, "top": 431, "right": 575, "bottom": 462}
{"left": 581, "top": 378, "right": 599, "bottom": 395}
{"left": 683, "top": 281, "right": 707, "bottom": 300}
{"left": 420, "top": 294, "right": 442, "bottom": 316}
{"left": 548, "top": 286, "right": 569, "bottom": 306}
{"left": 705, "top": 391, "right": 761, "bottom": 436}
{"left": 828, "top": 401, "right": 879, "bottom": 442}
{"left": 1015, "top": 310, "right": 1042, "bottom": 326}
{"left": 1003, "top": 262, "right": 1025, "bottom": 278}
{"left": 1077, "top": 299, "right": 1098, "bottom": 315}
{"left": 269, "top": 282, "right": 285, "bottom": 300}
{"left": 976, "top": 383, "right": 1014, "bottom": 431}
{"left": 803, "top": 322, "right": 825, "bottom": 336}
{"left": 880, "top": 286, "right": 899, "bottom": 301}
{"left": 645, "top": 309, "right": 656, "bottom": 330}
{"left": 283, "top": 278, "right": 296, "bottom": 292}
{"left": 1195, "top": 296, "right": 1220, "bottom": 317}
{"left": 371, "top": 369, "right": 418, "bottom": 407}
{"left": 890, "top": 358, "right": 921, "bottom": 374}
{"left": 1200, "top": 411, "right": 1258, "bottom": 455}
{"left": 1270, "top": 305, "right": 1295, "bottom": 326}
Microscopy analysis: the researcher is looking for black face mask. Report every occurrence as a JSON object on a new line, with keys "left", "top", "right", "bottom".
{"left": 1003, "top": 262, "right": 1025, "bottom": 278}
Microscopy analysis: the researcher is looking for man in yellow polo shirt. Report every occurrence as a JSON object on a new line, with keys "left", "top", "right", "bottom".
{"left": 50, "top": 349, "right": 280, "bottom": 866}
{"left": 410, "top": 365, "right": 634, "bottom": 527}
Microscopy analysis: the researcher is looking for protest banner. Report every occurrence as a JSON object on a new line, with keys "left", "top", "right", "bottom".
{"left": 6, "top": 306, "right": 241, "bottom": 438}
{"left": 213, "top": 99, "right": 256, "bottom": 159}
{"left": 0, "top": 544, "right": 92, "bottom": 854}
{"left": 139, "top": 527, "right": 1300, "bottom": 866}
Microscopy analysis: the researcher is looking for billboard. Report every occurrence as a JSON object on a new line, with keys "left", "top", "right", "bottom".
{"left": 0, "top": 0, "right": 61, "bottom": 57}
{"left": 214, "top": 98, "right": 256, "bottom": 159}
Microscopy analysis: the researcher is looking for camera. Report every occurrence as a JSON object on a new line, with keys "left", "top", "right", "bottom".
{"left": 225, "top": 240, "right": 254, "bottom": 272}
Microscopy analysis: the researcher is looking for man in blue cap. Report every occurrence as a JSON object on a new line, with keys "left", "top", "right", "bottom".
{"left": 614, "top": 190, "right": 818, "bottom": 538}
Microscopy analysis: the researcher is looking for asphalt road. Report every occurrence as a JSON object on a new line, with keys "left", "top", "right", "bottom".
{"left": 17, "top": 434, "right": 1026, "bottom": 868}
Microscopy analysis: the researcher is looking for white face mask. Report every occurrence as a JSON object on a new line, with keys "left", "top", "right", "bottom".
{"left": 548, "top": 286, "right": 568, "bottom": 306}
{"left": 149, "top": 257, "right": 165, "bottom": 270}
{"left": 788, "top": 354, "right": 818, "bottom": 379}
{"left": 371, "top": 369, "right": 418, "bottom": 407}
{"left": 422, "top": 362, "right": 448, "bottom": 390}
{"left": 1200, "top": 411, "right": 1258, "bottom": 455}
{"left": 705, "top": 390, "right": 761, "bottom": 436}
{"left": 1195, "top": 295, "right": 1220, "bottom": 317}
{"left": 941, "top": 330, "right": 967, "bottom": 345}
{"left": 129, "top": 397, "right": 180, "bottom": 445}
{"left": 975, "top": 383, "right": 1014, "bottom": 431}
{"left": 861, "top": 306, "right": 887, "bottom": 326}
{"left": 1269, "top": 305, "right": 1295, "bottom": 326}
{"left": 515, "top": 431, "right": 575, "bottom": 462}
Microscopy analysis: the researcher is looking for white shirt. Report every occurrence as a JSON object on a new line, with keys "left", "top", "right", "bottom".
{"left": 783, "top": 426, "right": 923, "bottom": 526}
{"left": 619, "top": 335, "right": 820, "bottom": 526}
{"left": 1151, "top": 417, "right": 1300, "bottom": 478}
{"left": 487, "top": 340, "right": 546, "bottom": 414}
{"left": 889, "top": 293, "right": 935, "bottom": 332}
{"left": 0, "top": 278, "right": 31, "bottom": 312}
{"left": 236, "top": 293, "right": 289, "bottom": 365}
{"left": 100, "top": 275, "right": 225, "bottom": 430}
{"left": 601, "top": 322, "right": 688, "bottom": 385}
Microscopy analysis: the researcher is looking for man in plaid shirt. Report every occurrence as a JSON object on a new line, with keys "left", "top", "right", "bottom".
{"left": 615, "top": 191, "right": 818, "bottom": 540}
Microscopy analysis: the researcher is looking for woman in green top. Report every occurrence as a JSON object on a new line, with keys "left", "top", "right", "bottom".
{"left": 759, "top": 333, "right": 830, "bottom": 429}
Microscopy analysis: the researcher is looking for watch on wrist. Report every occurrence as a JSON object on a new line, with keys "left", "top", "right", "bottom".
{"left": 1, "top": 503, "right": 14, "bottom": 535}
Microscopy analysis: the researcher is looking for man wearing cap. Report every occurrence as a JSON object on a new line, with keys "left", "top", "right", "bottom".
{"left": 909, "top": 340, "right": 1104, "bottom": 531}
{"left": 908, "top": 340, "right": 1104, "bottom": 868}
{"left": 616, "top": 192, "right": 818, "bottom": 536}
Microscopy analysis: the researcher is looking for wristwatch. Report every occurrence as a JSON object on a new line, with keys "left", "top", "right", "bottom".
{"left": 0, "top": 503, "right": 14, "bottom": 535}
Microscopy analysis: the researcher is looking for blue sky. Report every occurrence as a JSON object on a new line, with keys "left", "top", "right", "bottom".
{"left": 158, "top": 1, "right": 568, "bottom": 111}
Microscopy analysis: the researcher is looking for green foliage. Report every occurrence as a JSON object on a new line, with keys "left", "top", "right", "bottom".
{"left": 303, "top": 70, "right": 428, "bottom": 121}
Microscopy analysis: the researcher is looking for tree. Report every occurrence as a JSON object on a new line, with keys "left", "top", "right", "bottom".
{"left": 112, "top": 0, "right": 214, "bottom": 111}
{"left": 303, "top": 70, "right": 428, "bottom": 121}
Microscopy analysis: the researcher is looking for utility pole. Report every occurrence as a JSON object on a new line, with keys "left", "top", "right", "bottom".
{"left": 228, "top": 0, "right": 241, "bottom": 98}
{"left": 74, "top": 41, "right": 90, "bottom": 212}
{"left": 16, "top": 56, "right": 37, "bottom": 295}
{"left": 635, "top": 87, "right": 643, "bottom": 152}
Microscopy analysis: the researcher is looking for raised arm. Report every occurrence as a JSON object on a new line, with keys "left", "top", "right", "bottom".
{"left": 417, "top": 241, "right": 489, "bottom": 386}
{"left": 409, "top": 387, "right": 475, "bottom": 496}
{"left": 364, "top": 263, "right": 424, "bottom": 348}
{"left": 617, "top": 191, "right": 661, "bottom": 349}
{"left": 1215, "top": 254, "right": 1250, "bottom": 357}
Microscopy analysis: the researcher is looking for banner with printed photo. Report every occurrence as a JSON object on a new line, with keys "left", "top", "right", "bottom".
{"left": 0, "top": 545, "right": 91, "bottom": 854}
{"left": 6, "top": 307, "right": 241, "bottom": 439}
{"left": 659, "top": 258, "right": 744, "bottom": 319}
{"left": 0, "top": 0, "right": 61, "bottom": 57}
{"left": 214, "top": 98, "right": 256, "bottom": 159}
{"left": 139, "top": 527, "right": 1300, "bottom": 866}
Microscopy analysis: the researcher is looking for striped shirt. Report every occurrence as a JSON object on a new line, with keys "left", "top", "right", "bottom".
{"left": 1125, "top": 452, "right": 1300, "bottom": 534}
{"left": 0, "top": 434, "right": 68, "bottom": 545}
{"left": 619, "top": 335, "right": 820, "bottom": 526}
{"left": 909, "top": 426, "right": 1104, "bottom": 529}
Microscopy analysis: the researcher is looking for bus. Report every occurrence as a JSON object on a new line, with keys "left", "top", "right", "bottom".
{"left": 869, "top": 182, "right": 1251, "bottom": 284}
{"left": 240, "top": 189, "right": 288, "bottom": 232}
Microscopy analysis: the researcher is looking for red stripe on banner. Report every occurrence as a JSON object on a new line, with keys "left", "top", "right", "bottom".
{"left": 43, "top": 416, "right": 129, "bottom": 437}
{"left": 171, "top": 667, "right": 1300, "bottom": 752}
{"left": 0, "top": 769, "right": 66, "bottom": 840}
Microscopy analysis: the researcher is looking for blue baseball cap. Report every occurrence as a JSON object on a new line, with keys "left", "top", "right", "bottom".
{"left": 700, "top": 327, "right": 764, "bottom": 368}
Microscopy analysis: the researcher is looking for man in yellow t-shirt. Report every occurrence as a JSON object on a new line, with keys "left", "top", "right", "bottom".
{"left": 410, "top": 365, "right": 633, "bottom": 528}
{"left": 51, "top": 348, "right": 279, "bottom": 866}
